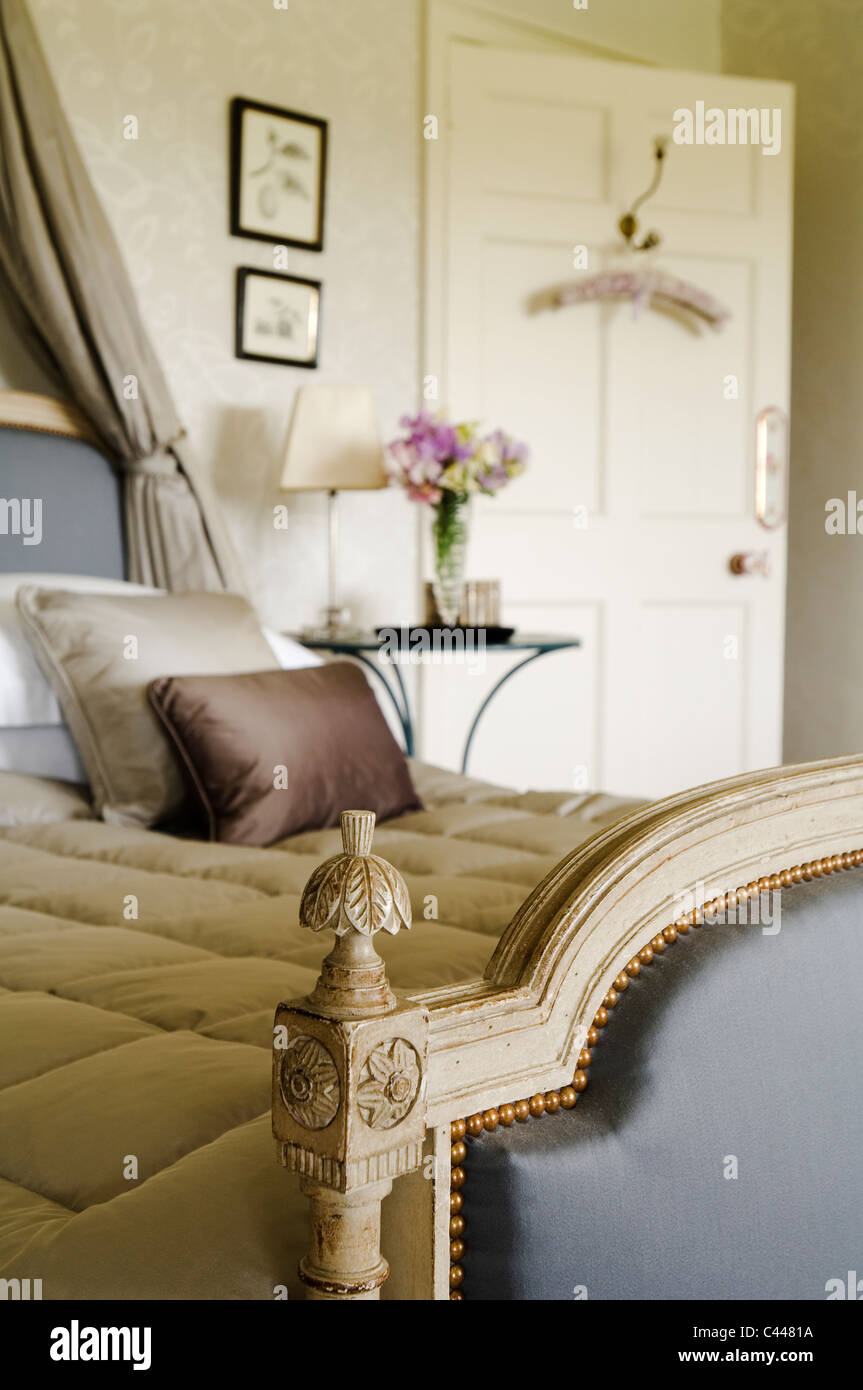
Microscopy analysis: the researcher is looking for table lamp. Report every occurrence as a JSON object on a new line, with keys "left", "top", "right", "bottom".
{"left": 280, "top": 385, "right": 387, "bottom": 638}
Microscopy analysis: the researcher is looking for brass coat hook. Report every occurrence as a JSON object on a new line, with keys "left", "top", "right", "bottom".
{"left": 619, "top": 137, "right": 668, "bottom": 251}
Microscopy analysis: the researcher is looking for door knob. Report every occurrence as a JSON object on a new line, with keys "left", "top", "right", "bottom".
{"left": 729, "top": 551, "right": 770, "bottom": 577}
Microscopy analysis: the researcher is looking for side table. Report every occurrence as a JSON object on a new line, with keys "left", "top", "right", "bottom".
{"left": 295, "top": 629, "right": 581, "bottom": 774}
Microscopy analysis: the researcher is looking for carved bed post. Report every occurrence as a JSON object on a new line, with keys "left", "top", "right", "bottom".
{"left": 273, "top": 810, "right": 428, "bottom": 1300}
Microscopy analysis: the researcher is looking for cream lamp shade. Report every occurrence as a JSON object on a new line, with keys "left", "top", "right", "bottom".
{"left": 279, "top": 385, "right": 386, "bottom": 492}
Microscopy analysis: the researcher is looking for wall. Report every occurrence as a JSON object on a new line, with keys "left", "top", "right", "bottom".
{"left": 722, "top": 0, "right": 863, "bottom": 762}
{"left": 7, "top": 0, "right": 422, "bottom": 632}
{"left": 1, "top": 0, "right": 723, "bottom": 632}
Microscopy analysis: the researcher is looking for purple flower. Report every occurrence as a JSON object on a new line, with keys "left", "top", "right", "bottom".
{"left": 387, "top": 413, "right": 528, "bottom": 505}
{"left": 397, "top": 412, "right": 471, "bottom": 467}
{"left": 479, "top": 462, "right": 509, "bottom": 492}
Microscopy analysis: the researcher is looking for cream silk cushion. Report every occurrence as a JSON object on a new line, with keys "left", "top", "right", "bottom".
{"left": 15, "top": 588, "right": 279, "bottom": 828}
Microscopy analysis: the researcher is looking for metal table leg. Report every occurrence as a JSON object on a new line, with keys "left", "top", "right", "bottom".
{"left": 349, "top": 652, "right": 415, "bottom": 757}
{"left": 460, "top": 649, "right": 547, "bottom": 774}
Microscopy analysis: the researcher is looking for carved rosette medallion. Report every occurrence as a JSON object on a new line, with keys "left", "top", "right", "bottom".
{"left": 280, "top": 1035, "right": 340, "bottom": 1130}
{"left": 356, "top": 1038, "right": 421, "bottom": 1130}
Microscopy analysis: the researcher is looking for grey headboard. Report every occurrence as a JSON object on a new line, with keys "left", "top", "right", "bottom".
{"left": 0, "top": 392, "right": 125, "bottom": 579}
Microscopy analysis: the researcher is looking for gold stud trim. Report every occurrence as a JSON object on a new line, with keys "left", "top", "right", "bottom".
{"left": 448, "top": 847, "right": 863, "bottom": 1298}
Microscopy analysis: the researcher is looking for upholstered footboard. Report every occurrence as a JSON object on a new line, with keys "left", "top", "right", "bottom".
{"left": 272, "top": 755, "right": 863, "bottom": 1300}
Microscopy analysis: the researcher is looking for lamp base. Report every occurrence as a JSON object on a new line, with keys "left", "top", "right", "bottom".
{"left": 301, "top": 606, "right": 365, "bottom": 643}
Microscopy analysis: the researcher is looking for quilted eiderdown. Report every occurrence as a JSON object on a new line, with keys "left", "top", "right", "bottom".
{"left": 0, "top": 762, "right": 640, "bottom": 1299}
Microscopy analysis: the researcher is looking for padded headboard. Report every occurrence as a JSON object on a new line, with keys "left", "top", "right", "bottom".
{"left": 0, "top": 391, "right": 125, "bottom": 579}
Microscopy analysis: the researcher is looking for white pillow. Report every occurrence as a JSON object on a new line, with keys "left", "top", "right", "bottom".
{"left": 0, "top": 574, "right": 159, "bottom": 600}
{"left": 0, "top": 599, "right": 64, "bottom": 725}
{"left": 0, "top": 575, "right": 159, "bottom": 727}
{"left": 0, "top": 575, "right": 159, "bottom": 784}
{"left": 0, "top": 574, "right": 321, "bottom": 728}
{"left": 261, "top": 627, "right": 322, "bottom": 670}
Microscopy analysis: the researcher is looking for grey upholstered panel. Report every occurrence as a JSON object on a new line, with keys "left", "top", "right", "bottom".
{"left": 0, "top": 726, "right": 86, "bottom": 783}
{"left": 464, "top": 870, "right": 863, "bottom": 1300}
{"left": 0, "top": 426, "right": 124, "bottom": 578}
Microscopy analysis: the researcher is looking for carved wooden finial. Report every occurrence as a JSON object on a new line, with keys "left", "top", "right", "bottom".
{"left": 299, "top": 810, "right": 412, "bottom": 1019}
{"left": 300, "top": 809, "right": 412, "bottom": 940}
{"left": 274, "top": 808, "right": 428, "bottom": 1298}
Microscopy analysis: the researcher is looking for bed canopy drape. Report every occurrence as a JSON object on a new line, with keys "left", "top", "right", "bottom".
{"left": 0, "top": 0, "right": 244, "bottom": 593}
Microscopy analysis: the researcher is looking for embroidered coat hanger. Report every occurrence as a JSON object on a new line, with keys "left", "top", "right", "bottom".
{"left": 533, "top": 269, "right": 732, "bottom": 333}
{"left": 529, "top": 138, "right": 732, "bottom": 335}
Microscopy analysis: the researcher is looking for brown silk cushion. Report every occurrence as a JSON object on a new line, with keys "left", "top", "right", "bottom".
{"left": 147, "top": 663, "right": 422, "bottom": 845}
{"left": 15, "top": 588, "right": 279, "bottom": 829}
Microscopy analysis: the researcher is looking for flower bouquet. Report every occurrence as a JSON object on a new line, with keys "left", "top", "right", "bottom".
{"left": 386, "top": 411, "right": 528, "bottom": 626}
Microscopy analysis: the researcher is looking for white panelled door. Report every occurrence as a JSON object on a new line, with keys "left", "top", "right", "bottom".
{"left": 422, "top": 46, "right": 794, "bottom": 799}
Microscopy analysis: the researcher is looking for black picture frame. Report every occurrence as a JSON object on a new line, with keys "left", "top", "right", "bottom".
{"left": 234, "top": 266, "right": 322, "bottom": 369}
{"left": 230, "top": 96, "right": 328, "bottom": 251}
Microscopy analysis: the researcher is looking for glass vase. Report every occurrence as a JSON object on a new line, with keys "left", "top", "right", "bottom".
{"left": 431, "top": 492, "right": 469, "bottom": 628}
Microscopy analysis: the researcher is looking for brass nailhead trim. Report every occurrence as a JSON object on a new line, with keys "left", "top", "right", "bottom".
{"left": 448, "top": 847, "right": 863, "bottom": 1299}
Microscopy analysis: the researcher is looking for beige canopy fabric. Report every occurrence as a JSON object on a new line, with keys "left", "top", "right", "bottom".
{"left": 0, "top": 0, "right": 245, "bottom": 593}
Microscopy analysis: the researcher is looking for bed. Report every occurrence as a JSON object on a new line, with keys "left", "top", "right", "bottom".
{"left": 1, "top": 391, "right": 861, "bottom": 1302}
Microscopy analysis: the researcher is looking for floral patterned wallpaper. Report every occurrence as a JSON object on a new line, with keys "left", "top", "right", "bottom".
{"left": 21, "top": 0, "right": 421, "bottom": 632}
{"left": 723, "top": 0, "right": 863, "bottom": 761}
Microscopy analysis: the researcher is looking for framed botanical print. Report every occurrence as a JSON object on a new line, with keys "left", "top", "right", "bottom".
{"left": 230, "top": 97, "right": 327, "bottom": 251}
{"left": 235, "top": 267, "right": 322, "bottom": 369}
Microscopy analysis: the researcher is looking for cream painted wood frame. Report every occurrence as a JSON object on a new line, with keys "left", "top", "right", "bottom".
{"left": 0, "top": 390, "right": 99, "bottom": 447}
{"left": 276, "top": 753, "right": 863, "bottom": 1299}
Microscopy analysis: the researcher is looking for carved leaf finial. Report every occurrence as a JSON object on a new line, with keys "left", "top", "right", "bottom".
{"left": 299, "top": 809, "right": 412, "bottom": 940}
